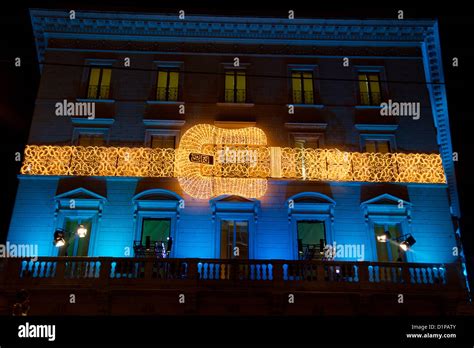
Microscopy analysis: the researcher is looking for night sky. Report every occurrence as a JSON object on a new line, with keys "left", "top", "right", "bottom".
{"left": 1, "top": 2, "right": 473, "bottom": 289}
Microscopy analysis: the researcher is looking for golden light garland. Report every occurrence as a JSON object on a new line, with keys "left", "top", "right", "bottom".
{"left": 20, "top": 125, "right": 446, "bottom": 199}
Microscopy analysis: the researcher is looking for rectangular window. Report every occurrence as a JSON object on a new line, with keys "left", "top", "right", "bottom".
{"left": 297, "top": 221, "right": 326, "bottom": 260}
{"left": 59, "top": 218, "right": 92, "bottom": 257}
{"left": 294, "top": 137, "right": 320, "bottom": 149}
{"left": 141, "top": 218, "right": 171, "bottom": 246}
{"left": 365, "top": 140, "right": 390, "bottom": 153}
{"left": 225, "top": 71, "right": 246, "bottom": 103}
{"left": 358, "top": 72, "right": 381, "bottom": 105}
{"left": 374, "top": 223, "right": 405, "bottom": 262}
{"left": 292, "top": 71, "right": 314, "bottom": 104}
{"left": 150, "top": 135, "right": 176, "bottom": 149}
{"left": 156, "top": 70, "right": 179, "bottom": 101}
{"left": 87, "top": 67, "right": 111, "bottom": 99}
{"left": 220, "top": 220, "right": 249, "bottom": 259}
{"left": 77, "top": 134, "right": 105, "bottom": 147}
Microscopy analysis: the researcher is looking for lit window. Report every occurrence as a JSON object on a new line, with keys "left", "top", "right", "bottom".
{"left": 77, "top": 134, "right": 105, "bottom": 147}
{"left": 358, "top": 72, "right": 381, "bottom": 105}
{"left": 292, "top": 71, "right": 314, "bottom": 104}
{"left": 87, "top": 67, "right": 112, "bottom": 99}
{"left": 365, "top": 140, "right": 390, "bottom": 153}
{"left": 156, "top": 70, "right": 179, "bottom": 101}
{"left": 150, "top": 135, "right": 176, "bottom": 149}
{"left": 225, "top": 71, "right": 246, "bottom": 103}
{"left": 297, "top": 221, "right": 326, "bottom": 260}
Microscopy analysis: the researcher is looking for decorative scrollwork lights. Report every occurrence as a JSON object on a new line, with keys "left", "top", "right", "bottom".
{"left": 21, "top": 125, "right": 446, "bottom": 199}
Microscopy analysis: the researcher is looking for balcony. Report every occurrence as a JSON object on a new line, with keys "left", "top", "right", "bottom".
{"left": 0, "top": 257, "right": 467, "bottom": 315}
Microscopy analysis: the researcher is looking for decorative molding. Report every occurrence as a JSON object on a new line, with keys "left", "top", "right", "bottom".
{"left": 214, "top": 121, "right": 256, "bottom": 128}
{"left": 143, "top": 119, "right": 186, "bottom": 127}
{"left": 355, "top": 124, "right": 398, "bottom": 132}
{"left": 285, "top": 122, "right": 327, "bottom": 131}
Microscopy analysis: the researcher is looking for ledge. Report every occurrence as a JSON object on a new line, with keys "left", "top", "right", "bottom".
{"left": 355, "top": 124, "right": 398, "bottom": 132}
{"left": 146, "top": 100, "right": 185, "bottom": 105}
{"left": 286, "top": 104, "right": 325, "bottom": 109}
{"left": 214, "top": 121, "right": 257, "bottom": 128}
{"left": 71, "top": 117, "right": 115, "bottom": 126}
{"left": 216, "top": 102, "right": 255, "bottom": 107}
{"left": 143, "top": 119, "right": 186, "bottom": 127}
{"left": 76, "top": 98, "right": 115, "bottom": 104}
{"left": 354, "top": 105, "right": 383, "bottom": 110}
{"left": 285, "top": 122, "right": 327, "bottom": 131}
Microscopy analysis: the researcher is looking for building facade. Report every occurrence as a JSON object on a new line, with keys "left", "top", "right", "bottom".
{"left": 1, "top": 9, "right": 469, "bottom": 315}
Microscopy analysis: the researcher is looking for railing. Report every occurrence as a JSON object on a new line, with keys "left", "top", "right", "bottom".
{"left": 359, "top": 92, "right": 382, "bottom": 106}
{"left": 87, "top": 85, "right": 111, "bottom": 99}
{"left": 224, "top": 89, "right": 246, "bottom": 103}
{"left": 156, "top": 87, "right": 178, "bottom": 101}
{"left": 292, "top": 90, "right": 314, "bottom": 104}
{"left": 0, "top": 257, "right": 464, "bottom": 292}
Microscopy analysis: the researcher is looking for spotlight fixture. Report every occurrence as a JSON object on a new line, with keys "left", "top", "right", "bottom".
{"left": 376, "top": 231, "right": 392, "bottom": 243}
{"left": 53, "top": 229, "right": 66, "bottom": 247}
{"left": 399, "top": 235, "right": 416, "bottom": 251}
{"left": 77, "top": 224, "right": 87, "bottom": 238}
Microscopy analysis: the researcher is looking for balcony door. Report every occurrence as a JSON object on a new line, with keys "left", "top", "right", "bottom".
{"left": 59, "top": 218, "right": 92, "bottom": 257}
{"left": 297, "top": 220, "right": 326, "bottom": 260}
{"left": 374, "top": 223, "right": 406, "bottom": 262}
{"left": 141, "top": 218, "right": 171, "bottom": 251}
{"left": 220, "top": 220, "right": 249, "bottom": 259}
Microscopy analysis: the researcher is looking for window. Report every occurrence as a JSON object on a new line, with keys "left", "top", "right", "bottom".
{"left": 140, "top": 218, "right": 171, "bottom": 251}
{"left": 156, "top": 70, "right": 179, "bottom": 101}
{"left": 292, "top": 71, "right": 314, "bottom": 104}
{"left": 358, "top": 72, "right": 381, "bottom": 105}
{"left": 225, "top": 70, "right": 246, "bottom": 103}
{"left": 365, "top": 139, "right": 390, "bottom": 153}
{"left": 297, "top": 221, "right": 326, "bottom": 260}
{"left": 150, "top": 135, "right": 176, "bottom": 149}
{"left": 87, "top": 67, "right": 112, "bottom": 99}
{"left": 59, "top": 218, "right": 92, "bottom": 257}
{"left": 294, "top": 136, "right": 320, "bottom": 149}
{"left": 374, "top": 223, "right": 406, "bottom": 262}
{"left": 220, "top": 220, "right": 249, "bottom": 259}
{"left": 77, "top": 134, "right": 105, "bottom": 147}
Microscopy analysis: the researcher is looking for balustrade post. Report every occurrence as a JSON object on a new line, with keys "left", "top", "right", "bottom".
{"left": 187, "top": 259, "right": 199, "bottom": 282}
{"left": 143, "top": 258, "right": 153, "bottom": 281}
{"left": 358, "top": 262, "right": 370, "bottom": 286}
{"left": 98, "top": 258, "right": 111, "bottom": 287}
{"left": 401, "top": 264, "right": 412, "bottom": 285}
{"left": 272, "top": 261, "right": 284, "bottom": 286}
{"left": 55, "top": 258, "right": 66, "bottom": 280}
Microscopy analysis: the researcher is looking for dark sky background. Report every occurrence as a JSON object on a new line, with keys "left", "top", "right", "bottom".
{"left": 1, "top": 2, "right": 473, "bottom": 290}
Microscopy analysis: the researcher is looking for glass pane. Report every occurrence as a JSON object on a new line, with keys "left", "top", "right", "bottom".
{"left": 169, "top": 71, "right": 179, "bottom": 88}
{"left": 297, "top": 221, "right": 325, "bottom": 245}
{"left": 220, "top": 220, "right": 233, "bottom": 259}
{"left": 369, "top": 73, "right": 381, "bottom": 93}
{"left": 88, "top": 68, "right": 101, "bottom": 98}
{"left": 225, "top": 72, "right": 234, "bottom": 102}
{"left": 236, "top": 72, "right": 246, "bottom": 102}
{"left": 291, "top": 72, "right": 302, "bottom": 104}
{"left": 377, "top": 141, "right": 390, "bottom": 153}
{"left": 302, "top": 72, "right": 314, "bottom": 104}
{"left": 374, "top": 224, "right": 389, "bottom": 262}
{"left": 151, "top": 135, "right": 175, "bottom": 149}
{"left": 365, "top": 140, "right": 376, "bottom": 153}
{"left": 76, "top": 220, "right": 92, "bottom": 257}
{"left": 388, "top": 224, "right": 404, "bottom": 262}
{"left": 358, "top": 73, "right": 369, "bottom": 93}
{"left": 235, "top": 221, "right": 249, "bottom": 259}
{"left": 157, "top": 71, "right": 168, "bottom": 88}
{"left": 99, "top": 69, "right": 111, "bottom": 99}
{"left": 142, "top": 219, "right": 171, "bottom": 244}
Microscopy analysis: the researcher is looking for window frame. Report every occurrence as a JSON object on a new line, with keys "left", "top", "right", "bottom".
{"left": 287, "top": 64, "right": 320, "bottom": 106}
{"left": 360, "top": 133, "right": 397, "bottom": 153}
{"left": 72, "top": 127, "right": 109, "bottom": 146}
{"left": 354, "top": 66, "right": 389, "bottom": 107}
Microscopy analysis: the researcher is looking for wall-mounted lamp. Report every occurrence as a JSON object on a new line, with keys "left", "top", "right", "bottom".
{"left": 53, "top": 229, "right": 66, "bottom": 247}
{"left": 399, "top": 235, "right": 416, "bottom": 251}
{"left": 77, "top": 224, "right": 87, "bottom": 238}
{"left": 376, "top": 231, "right": 392, "bottom": 243}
